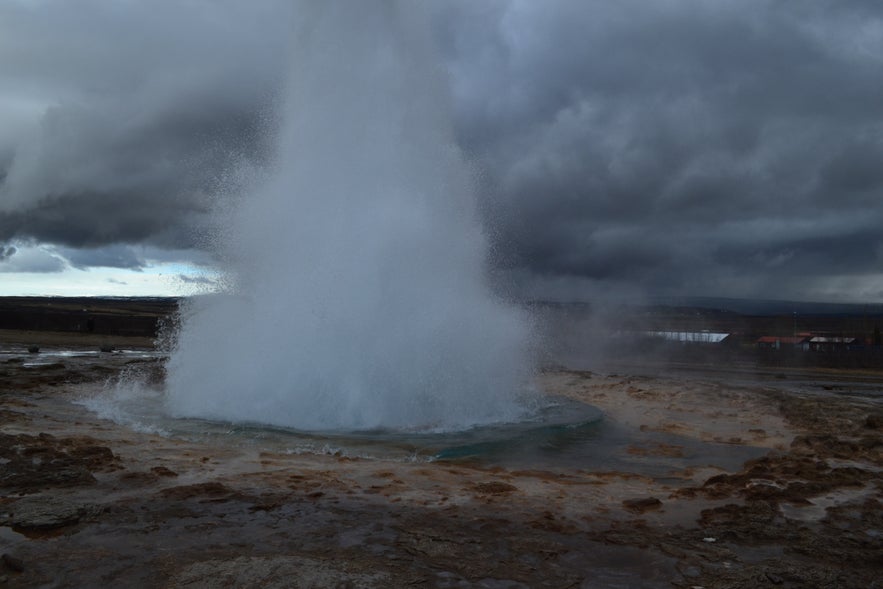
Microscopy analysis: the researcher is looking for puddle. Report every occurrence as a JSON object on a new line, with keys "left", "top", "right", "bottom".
{"left": 0, "top": 525, "right": 27, "bottom": 543}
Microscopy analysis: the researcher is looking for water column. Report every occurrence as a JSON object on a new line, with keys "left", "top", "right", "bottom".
{"left": 166, "top": 1, "right": 534, "bottom": 431}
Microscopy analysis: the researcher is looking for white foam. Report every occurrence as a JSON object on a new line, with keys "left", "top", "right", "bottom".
{"left": 78, "top": 378, "right": 171, "bottom": 436}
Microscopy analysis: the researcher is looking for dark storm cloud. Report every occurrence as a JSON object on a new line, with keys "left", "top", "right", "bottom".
{"left": 437, "top": 0, "right": 883, "bottom": 300}
{"left": 0, "top": 244, "right": 66, "bottom": 273}
{"left": 59, "top": 244, "right": 146, "bottom": 271}
{"left": 0, "top": 0, "right": 288, "bottom": 248}
{"left": 2, "top": 0, "right": 882, "bottom": 300}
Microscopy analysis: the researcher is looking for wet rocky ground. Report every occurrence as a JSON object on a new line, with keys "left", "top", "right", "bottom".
{"left": 1, "top": 347, "right": 881, "bottom": 588}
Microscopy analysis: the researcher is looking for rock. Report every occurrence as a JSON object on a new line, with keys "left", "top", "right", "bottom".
{"left": 158, "top": 482, "right": 232, "bottom": 500}
{"left": 473, "top": 482, "right": 517, "bottom": 494}
{"left": 150, "top": 466, "right": 178, "bottom": 477}
{"left": 69, "top": 445, "right": 117, "bottom": 469}
{"left": 0, "top": 433, "right": 118, "bottom": 492}
{"left": 10, "top": 496, "right": 98, "bottom": 531}
{"left": 166, "top": 555, "right": 389, "bottom": 589}
{"left": 26, "top": 346, "right": 39, "bottom": 354}
{"left": 766, "top": 571, "right": 784, "bottom": 585}
{"left": 0, "top": 464, "right": 95, "bottom": 491}
{"left": 119, "top": 471, "right": 159, "bottom": 484}
{"left": 622, "top": 497, "right": 662, "bottom": 513}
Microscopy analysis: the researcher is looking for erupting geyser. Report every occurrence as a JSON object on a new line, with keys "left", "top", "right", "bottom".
{"left": 165, "top": 1, "right": 534, "bottom": 431}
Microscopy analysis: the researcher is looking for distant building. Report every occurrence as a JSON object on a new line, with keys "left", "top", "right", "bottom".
{"left": 645, "top": 331, "right": 731, "bottom": 344}
{"left": 809, "top": 336, "right": 858, "bottom": 352}
{"left": 757, "top": 336, "right": 810, "bottom": 351}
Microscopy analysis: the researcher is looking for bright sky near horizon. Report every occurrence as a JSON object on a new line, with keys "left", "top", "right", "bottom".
{"left": 0, "top": 265, "right": 216, "bottom": 297}
{"left": 0, "top": 243, "right": 219, "bottom": 297}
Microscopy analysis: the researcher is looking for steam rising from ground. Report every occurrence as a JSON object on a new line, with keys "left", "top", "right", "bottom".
{"left": 165, "top": 1, "right": 534, "bottom": 431}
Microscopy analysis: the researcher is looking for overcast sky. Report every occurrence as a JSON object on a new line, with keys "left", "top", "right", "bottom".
{"left": 1, "top": 0, "right": 882, "bottom": 301}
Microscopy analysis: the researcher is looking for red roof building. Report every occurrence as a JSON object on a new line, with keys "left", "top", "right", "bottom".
{"left": 757, "top": 336, "right": 810, "bottom": 350}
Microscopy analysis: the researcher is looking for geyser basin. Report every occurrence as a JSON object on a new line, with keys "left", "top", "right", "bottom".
{"left": 91, "top": 384, "right": 602, "bottom": 465}
{"left": 296, "top": 395, "right": 605, "bottom": 459}
{"left": 87, "top": 381, "right": 766, "bottom": 475}
{"left": 165, "top": 1, "right": 534, "bottom": 431}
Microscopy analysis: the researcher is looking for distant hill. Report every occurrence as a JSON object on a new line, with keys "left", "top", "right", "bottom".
{"left": 529, "top": 296, "right": 883, "bottom": 317}
{"left": 0, "top": 296, "right": 179, "bottom": 337}
{"left": 647, "top": 297, "right": 883, "bottom": 317}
